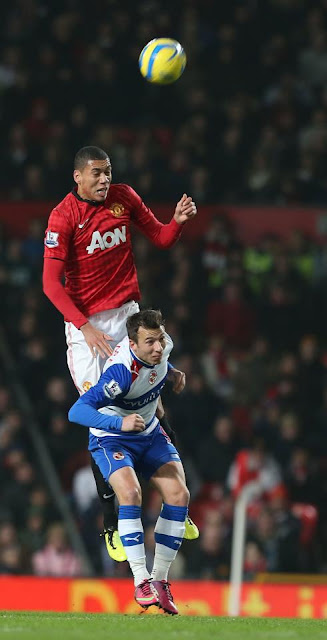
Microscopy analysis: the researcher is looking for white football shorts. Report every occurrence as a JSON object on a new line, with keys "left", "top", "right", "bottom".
{"left": 65, "top": 300, "right": 140, "bottom": 395}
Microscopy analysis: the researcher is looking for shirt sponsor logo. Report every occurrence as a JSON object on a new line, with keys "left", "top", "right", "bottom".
{"left": 86, "top": 226, "right": 127, "bottom": 254}
{"left": 109, "top": 203, "right": 124, "bottom": 218}
{"left": 149, "top": 370, "right": 157, "bottom": 384}
{"left": 103, "top": 379, "right": 122, "bottom": 399}
{"left": 82, "top": 381, "right": 92, "bottom": 392}
{"left": 45, "top": 231, "right": 59, "bottom": 248}
{"left": 122, "top": 381, "right": 165, "bottom": 409}
{"left": 113, "top": 451, "right": 125, "bottom": 461}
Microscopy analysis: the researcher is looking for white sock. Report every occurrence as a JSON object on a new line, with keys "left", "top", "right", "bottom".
{"left": 118, "top": 505, "right": 150, "bottom": 586}
{"left": 151, "top": 504, "right": 187, "bottom": 582}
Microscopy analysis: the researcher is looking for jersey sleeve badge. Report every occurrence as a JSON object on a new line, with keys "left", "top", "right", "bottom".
{"left": 45, "top": 231, "right": 59, "bottom": 248}
{"left": 103, "top": 379, "right": 123, "bottom": 399}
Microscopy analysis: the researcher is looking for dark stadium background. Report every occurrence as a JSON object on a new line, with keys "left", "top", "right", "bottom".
{"left": 1, "top": 0, "right": 327, "bottom": 595}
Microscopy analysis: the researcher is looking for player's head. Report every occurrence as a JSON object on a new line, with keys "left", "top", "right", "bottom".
{"left": 127, "top": 309, "right": 166, "bottom": 366}
{"left": 73, "top": 146, "right": 112, "bottom": 203}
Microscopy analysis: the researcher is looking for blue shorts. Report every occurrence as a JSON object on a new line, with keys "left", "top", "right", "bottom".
{"left": 89, "top": 424, "right": 181, "bottom": 483}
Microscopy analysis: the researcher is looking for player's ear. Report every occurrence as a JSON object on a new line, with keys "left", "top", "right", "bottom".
{"left": 73, "top": 169, "right": 81, "bottom": 185}
{"left": 129, "top": 338, "right": 137, "bottom": 350}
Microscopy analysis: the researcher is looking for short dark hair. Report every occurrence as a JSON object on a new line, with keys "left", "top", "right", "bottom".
{"left": 74, "top": 146, "right": 110, "bottom": 170}
{"left": 126, "top": 309, "right": 164, "bottom": 342}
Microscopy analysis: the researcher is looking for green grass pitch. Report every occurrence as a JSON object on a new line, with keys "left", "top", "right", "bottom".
{"left": 0, "top": 612, "right": 326, "bottom": 640}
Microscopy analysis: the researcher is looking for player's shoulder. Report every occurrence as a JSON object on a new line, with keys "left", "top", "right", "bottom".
{"left": 164, "top": 331, "right": 174, "bottom": 356}
{"left": 50, "top": 191, "right": 77, "bottom": 219}
{"left": 108, "top": 183, "right": 140, "bottom": 206}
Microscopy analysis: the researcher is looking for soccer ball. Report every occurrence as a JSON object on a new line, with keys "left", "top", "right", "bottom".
{"left": 139, "top": 38, "right": 186, "bottom": 85}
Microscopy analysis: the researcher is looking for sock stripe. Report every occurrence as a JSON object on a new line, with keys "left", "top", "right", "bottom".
{"left": 119, "top": 505, "right": 141, "bottom": 519}
{"left": 161, "top": 504, "right": 188, "bottom": 522}
{"left": 155, "top": 532, "right": 182, "bottom": 550}
{"left": 121, "top": 532, "right": 144, "bottom": 547}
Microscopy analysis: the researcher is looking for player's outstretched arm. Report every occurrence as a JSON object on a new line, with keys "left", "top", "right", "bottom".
{"left": 174, "top": 193, "right": 197, "bottom": 225}
{"left": 130, "top": 186, "right": 196, "bottom": 248}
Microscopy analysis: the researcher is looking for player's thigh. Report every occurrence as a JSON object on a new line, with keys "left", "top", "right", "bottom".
{"left": 110, "top": 466, "right": 142, "bottom": 505}
{"left": 150, "top": 461, "right": 189, "bottom": 506}
{"left": 65, "top": 321, "right": 104, "bottom": 393}
{"left": 89, "top": 436, "right": 141, "bottom": 503}
{"left": 140, "top": 427, "right": 184, "bottom": 477}
{"left": 91, "top": 301, "right": 140, "bottom": 346}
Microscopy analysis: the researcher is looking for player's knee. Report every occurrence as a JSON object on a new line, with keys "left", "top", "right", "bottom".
{"left": 167, "top": 482, "right": 189, "bottom": 507}
{"left": 119, "top": 484, "right": 142, "bottom": 506}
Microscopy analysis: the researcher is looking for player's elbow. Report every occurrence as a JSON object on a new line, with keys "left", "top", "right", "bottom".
{"left": 68, "top": 404, "right": 78, "bottom": 423}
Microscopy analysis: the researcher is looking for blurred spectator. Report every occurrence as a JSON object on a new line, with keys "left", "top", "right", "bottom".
{"left": 206, "top": 281, "right": 256, "bottom": 349}
{"left": 198, "top": 415, "right": 241, "bottom": 485}
{"left": 32, "top": 523, "right": 82, "bottom": 577}
{"left": 185, "top": 511, "right": 230, "bottom": 580}
{"left": 227, "top": 438, "right": 284, "bottom": 499}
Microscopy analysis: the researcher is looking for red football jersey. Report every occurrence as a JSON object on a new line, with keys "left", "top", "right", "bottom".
{"left": 44, "top": 184, "right": 182, "bottom": 319}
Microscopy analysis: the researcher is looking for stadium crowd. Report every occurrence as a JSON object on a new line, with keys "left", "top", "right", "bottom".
{"left": 2, "top": 1, "right": 327, "bottom": 205}
{"left": 1, "top": 213, "right": 327, "bottom": 578}
{"left": 1, "top": 0, "right": 327, "bottom": 579}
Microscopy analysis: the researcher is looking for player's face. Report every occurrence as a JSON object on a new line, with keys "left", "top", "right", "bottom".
{"left": 73, "top": 159, "right": 112, "bottom": 202}
{"left": 130, "top": 326, "right": 166, "bottom": 366}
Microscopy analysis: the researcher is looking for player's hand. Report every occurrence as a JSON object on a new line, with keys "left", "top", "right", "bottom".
{"left": 174, "top": 193, "right": 197, "bottom": 225}
{"left": 122, "top": 414, "right": 145, "bottom": 432}
{"left": 167, "top": 368, "right": 186, "bottom": 394}
{"left": 80, "top": 322, "right": 113, "bottom": 358}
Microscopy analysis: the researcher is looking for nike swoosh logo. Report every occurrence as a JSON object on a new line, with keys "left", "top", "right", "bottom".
{"left": 103, "top": 494, "right": 114, "bottom": 499}
{"left": 78, "top": 218, "right": 89, "bottom": 228}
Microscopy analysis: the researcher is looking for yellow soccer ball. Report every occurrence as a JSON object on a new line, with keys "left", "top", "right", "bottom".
{"left": 139, "top": 38, "right": 186, "bottom": 84}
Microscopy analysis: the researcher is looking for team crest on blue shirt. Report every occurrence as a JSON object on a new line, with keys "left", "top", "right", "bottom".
{"left": 149, "top": 370, "right": 157, "bottom": 384}
{"left": 113, "top": 451, "right": 125, "bottom": 460}
{"left": 103, "top": 379, "right": 122, "bottom": 398}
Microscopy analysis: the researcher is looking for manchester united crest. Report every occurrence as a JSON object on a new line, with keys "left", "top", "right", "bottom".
{"left": 109, "top": 203, "right": 124, "bottom": 218}
{"left": 149, "top": 370, "right": 157, "bottom": 384}
{"left": 113, "top": 451, "right": 125, "bottom": 461}
{"left": 82, "top": 381, "right": 92, "bottom": 392}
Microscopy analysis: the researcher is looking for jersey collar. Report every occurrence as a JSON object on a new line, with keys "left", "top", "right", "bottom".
{"left": 71, "top": 186, "right": 104, "bottom": 207}
{"left": 129, "top": 348, "right": 154, "bottom": 369}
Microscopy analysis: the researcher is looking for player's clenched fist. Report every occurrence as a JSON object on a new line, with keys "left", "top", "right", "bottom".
{"left": 122, "top": 414, "right": 145, "bottom": 432}
{"left": 174, "top": 193, "right": 197, "bottom": 225}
